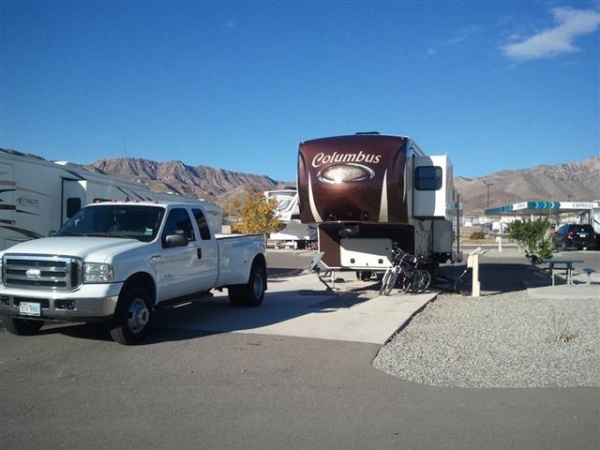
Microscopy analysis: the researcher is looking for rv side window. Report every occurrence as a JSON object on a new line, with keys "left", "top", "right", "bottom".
{"left": 66, "top": 198, "right": 82, "bottom": 218}
{"left": 415, "top": 166, "right": 443, "bottom": 191}
{"left": 193, "top": 208, "right": 212, "bottom": 240}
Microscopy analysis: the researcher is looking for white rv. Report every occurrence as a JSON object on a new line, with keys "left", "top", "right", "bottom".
{"left": 0, "top": 149, "right": 222, "bottom": 250}
{"left": 264, "top": 188, "right": 317, "bottom": 249}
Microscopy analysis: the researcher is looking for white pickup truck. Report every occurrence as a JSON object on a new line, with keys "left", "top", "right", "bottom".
{"left": 0, "top": 200, "right": 267, "bottom": 344}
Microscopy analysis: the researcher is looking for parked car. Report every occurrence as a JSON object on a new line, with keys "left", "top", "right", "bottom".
{"left": 551, "top": 224, "right": 597, "bottom": 251}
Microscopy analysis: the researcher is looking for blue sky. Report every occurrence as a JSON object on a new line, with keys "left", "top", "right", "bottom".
{"left": 1, "top": 1, "right": 599, "bottom": 182}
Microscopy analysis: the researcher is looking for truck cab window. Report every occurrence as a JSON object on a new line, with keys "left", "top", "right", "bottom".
{"left": 415, "top": 166, "right": 443, "bottom": 191}
{"left": 193, "top": 208, "right": 212, "bottom": 240}
{"left": 162, "top": 208, "right": 195, "bottom": 243}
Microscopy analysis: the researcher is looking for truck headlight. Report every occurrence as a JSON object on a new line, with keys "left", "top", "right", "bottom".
{"left": 83, "top": 263, "right": 114, "bottom": 283}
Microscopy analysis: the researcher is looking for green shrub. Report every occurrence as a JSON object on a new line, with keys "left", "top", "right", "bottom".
{"left": 469, "top": 231, "right": 487, "bottom": 240}
{"left": 508, "top": 218, "right": 553, "bottom": 264}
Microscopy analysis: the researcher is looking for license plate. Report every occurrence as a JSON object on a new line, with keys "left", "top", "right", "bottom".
{"left": 578, "top": 233, "right": 587, "bottom": 238}
{"left": 20, "top": 302, "right": 41, "bottom": 316}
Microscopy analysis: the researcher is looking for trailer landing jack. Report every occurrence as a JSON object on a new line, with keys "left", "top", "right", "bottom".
{"left": 308, "top": 251, "right": 343, "bottom": 291}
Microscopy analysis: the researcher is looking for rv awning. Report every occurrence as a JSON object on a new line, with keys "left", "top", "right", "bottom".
{"left": 485, "top": 201, "right": 600, "bottom": 217}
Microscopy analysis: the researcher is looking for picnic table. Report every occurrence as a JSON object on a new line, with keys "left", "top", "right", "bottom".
{"left": 542, "top": 259, "right": 584, "bottom": 286}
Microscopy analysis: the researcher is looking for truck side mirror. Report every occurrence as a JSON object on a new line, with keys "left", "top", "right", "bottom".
{"left": 164, "top": 234, "right": 188, "bottom": 248}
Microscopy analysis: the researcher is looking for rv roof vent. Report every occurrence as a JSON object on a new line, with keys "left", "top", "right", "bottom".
{"left": 355, "top": 131, "right": 380, "bottom": 135}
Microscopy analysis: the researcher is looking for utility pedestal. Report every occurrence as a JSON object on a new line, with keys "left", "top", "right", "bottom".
{"left": 467, "top": 247, "right": 487, "bottom": 297}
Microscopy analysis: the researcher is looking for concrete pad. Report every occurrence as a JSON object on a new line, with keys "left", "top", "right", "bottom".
{"left": 153, "top": 271, "right": 437, "bottom": 345}
{"left": 231, "top": 290, "right": 435, "bottom": 344}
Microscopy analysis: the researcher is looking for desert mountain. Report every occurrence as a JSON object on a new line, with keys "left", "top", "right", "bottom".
{"left": 455, "top": 156, "right": 600, "bottom": 216}
{"left": 86, "top": 157, "right": 291, "bottom": 211}
{"left": 86, "top": 156, "right": 600, "bottom": 217}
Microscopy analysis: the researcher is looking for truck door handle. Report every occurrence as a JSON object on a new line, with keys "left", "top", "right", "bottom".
{"left": 197, "top": 248, "right": 202, "bottom": 259}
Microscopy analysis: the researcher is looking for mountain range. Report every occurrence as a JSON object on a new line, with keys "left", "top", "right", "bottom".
{"left": 454, "top": 156, "right": 600, "bottom": 215}
{"left": 86, "top": 156, "right": 600, "bottom": 217}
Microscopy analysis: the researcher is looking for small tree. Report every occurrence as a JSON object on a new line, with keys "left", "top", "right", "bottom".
{"left": 508, "top": 218, "right": 553, "bottom": 264}
{"left": 230, "top": 187, "right": 285, "bottom": 237}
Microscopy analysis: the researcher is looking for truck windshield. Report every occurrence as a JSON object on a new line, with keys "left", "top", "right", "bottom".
{"left": 56, "top": 205, "right": 165, "bottom": 242}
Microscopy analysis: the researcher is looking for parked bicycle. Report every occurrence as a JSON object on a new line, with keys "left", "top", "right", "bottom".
{"left": 379, "top": 244, "right": 432, "bottom": 295}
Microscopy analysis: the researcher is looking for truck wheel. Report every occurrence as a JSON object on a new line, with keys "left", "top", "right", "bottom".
{"left": 356, "top": 271, "right": 372, "bottom": 281}
{"left": 110, "top": 287, "right": 151, "bottom": 345}
{"left": 3, "top": 317, "right": 44, "bottom": 335}
{"left": 228, "top": 262, "right": 266, "bottom": 307}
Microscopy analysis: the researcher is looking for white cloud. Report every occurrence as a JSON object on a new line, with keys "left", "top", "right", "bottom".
{"left": 447, "top": 25, "right": 484, "bottom": 46}
{"left": 502, "top": 7, "right": 600, "bottom": 61}
{"left": 422, "top": 25, "right": 482, "bottom": 58}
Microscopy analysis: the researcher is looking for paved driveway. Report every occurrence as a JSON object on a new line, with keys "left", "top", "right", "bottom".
{"left": 1, "top": 327, "right": 598, "bottom": 450}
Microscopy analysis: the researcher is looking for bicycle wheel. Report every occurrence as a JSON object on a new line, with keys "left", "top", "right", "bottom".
{"left": 402, "top": 270, "right": 418, "bottom": 293}
{"left": 379, "top": 269, "right": 392, "bottom": 295}
{"left": 398, "top": 266, "right": 413, "bottom": 292}
{"left": 384, "top": 267, "right": 400, "bottom": 296}
{"left": 414, "top": 269, "right": 431, "bottom": 293}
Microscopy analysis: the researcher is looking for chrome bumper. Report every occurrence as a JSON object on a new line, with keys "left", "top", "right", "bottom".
{"left": 0, "top": 282, "right": 123, "bottom": 321}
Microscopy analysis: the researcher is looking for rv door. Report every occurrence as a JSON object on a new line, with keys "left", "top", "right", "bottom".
{"left": 62, "top": 179, "right": 86, "bottom": 224}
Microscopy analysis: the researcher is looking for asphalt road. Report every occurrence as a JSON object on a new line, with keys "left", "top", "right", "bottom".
{"left": 1, "top": 249, "right": 598, "bottom": 450}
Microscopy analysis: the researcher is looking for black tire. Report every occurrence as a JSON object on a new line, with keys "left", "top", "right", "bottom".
{"left": 399, "top": 270, "right": 412, "bottom": 292}
{"left": 228, "top": 262, "right": 266, "bottom": 307}
{"left": 379, "top": 270, "right": 392, "bottom": 295}
{"left": 3, "top": 316, "right": 44, "bottom": 335}
{"left": 561, "top": 240, "right": 568, "bottom": 251}
{"left": 412, "top": 270, "right": 431, "bottom": 293}
{"left": 388, "top": 269, "right": 400, "bottom": 295}
{"left": 110, "top": 286, "right": 152, "bottom": 345}
{"left": 358, "top": 271, "right": 372, "bottom": 281}
{"left": 380, "top": 267, "right": 399, "bottom": 296}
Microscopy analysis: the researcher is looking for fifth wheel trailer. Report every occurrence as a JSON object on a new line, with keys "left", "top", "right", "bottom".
{"left": 297, "top": 133, "right": 460, "bottom": 276}
{"left": 264, "top": 188, "right": 317, "bottom": 249}
{"left": 0, "top": 149, "right": 222, "bottom": 251}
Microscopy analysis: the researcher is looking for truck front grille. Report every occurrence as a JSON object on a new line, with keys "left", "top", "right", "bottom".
{"left": 2, "top": 255, "right": 82, "bottom": 290}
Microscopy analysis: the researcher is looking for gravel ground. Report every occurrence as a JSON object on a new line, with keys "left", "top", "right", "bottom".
{"left": 373, "top": 290, "right": 600, "bottom": 388}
